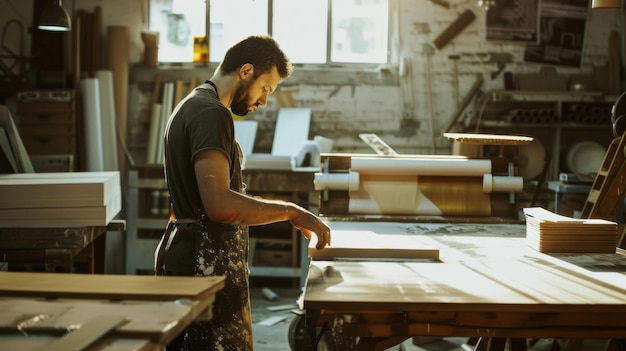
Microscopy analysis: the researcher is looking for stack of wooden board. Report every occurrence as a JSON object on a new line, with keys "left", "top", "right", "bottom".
{"left": 0, "top": 171, "right": 120, "bottom": 227}
{"left": 523, "top": 207, "right": 617, "bottom": 253}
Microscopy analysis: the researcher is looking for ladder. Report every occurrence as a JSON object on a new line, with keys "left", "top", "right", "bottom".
{"left": 580, "top": 130, "right": 626, "bottom": 245}
{"left": 561, "top": 132, "right": 626, "bottom": 351}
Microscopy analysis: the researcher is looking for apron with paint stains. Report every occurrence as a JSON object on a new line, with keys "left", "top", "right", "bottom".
{"left": 182, "top": 212, "right": 253, "bottom": 351}
{"left": 156, "top": 142, "right": 254, "bottom": 351}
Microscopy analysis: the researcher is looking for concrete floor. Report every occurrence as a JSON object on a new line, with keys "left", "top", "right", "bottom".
{"left": 250, "top": 286, "right": 611, "bottom": 351}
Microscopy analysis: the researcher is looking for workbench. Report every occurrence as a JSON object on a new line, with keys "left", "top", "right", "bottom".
{"left": 0, "top": 220, "right": 125, "bottom": 273}
{"left": 0, "top": 271, "right": 225, "bottom": 351}
{"left": 301, "top": 220, "right": 626, "bottom": 351}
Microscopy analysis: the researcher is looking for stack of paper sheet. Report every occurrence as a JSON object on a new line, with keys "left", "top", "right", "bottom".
{"left": 0, "top": 171, "right": 121, "bottom": 227}
{"left": 523, "top": 207, "right": 617, "bottom": 253}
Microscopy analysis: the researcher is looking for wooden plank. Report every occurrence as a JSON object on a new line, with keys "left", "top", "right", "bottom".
{"left": 0, "top": 297, "right": 206, "bottom": 346}
{"left": 0, "top": 272, "right": 225, "bottom": 300}
{"left": 309, "top": 224, "right": 440, "bottom": 260}
{"left": 43, "top": 315, "right": 125, "bottom": 351}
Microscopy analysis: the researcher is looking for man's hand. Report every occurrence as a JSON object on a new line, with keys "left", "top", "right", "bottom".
{"left": 289, "top": 208, "right": 331, "bottom": 250}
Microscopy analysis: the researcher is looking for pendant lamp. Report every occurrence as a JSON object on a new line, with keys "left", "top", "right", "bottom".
{"left": 38, "top": 0, "right": 72, "bottom": 32}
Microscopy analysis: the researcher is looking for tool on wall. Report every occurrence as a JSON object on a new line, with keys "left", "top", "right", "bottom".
{"left": 423, "top": 43, "right": 437, "bottom": 153}
{"left": 449, "top": 54, "right": 460, "bottom": 105}
{"left": 399, "top": 55, "right": 416, "bottom": 119}
{"left": 489, "top": 53, "right": 513, "bottom": 80}
{"left": 424, "top": 9, "right": 476, "bottom": 152}
{"left": 432, "top": 9, "right": 476, "bottom": 50}
{"left": 428, "top": 0, "right": 451, "bottom": 9}
{"left": 442, "top": 74, "right": 483, "bottom": 133}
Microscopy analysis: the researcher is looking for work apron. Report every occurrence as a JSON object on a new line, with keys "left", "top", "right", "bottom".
{"left": 155, "top": 210, "right": 253, "bottom": 351}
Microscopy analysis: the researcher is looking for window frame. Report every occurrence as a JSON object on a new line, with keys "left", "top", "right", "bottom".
{"left": 151, "top": 0, "right": 394, "bottom": 68}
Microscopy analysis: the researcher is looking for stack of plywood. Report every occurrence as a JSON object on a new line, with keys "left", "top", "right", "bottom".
{"left": 523, "top": 207, "right": 617, "bottom": 253}
{"left": 0, "top": 171, "right": 120, "bottom": 227}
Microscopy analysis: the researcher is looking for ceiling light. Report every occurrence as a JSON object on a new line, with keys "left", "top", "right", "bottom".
{"left": 38, "top": 0, "right": 72, "bottom": 32}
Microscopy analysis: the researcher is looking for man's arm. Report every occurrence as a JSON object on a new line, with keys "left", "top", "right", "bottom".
{"left": 194, "top": 149, "right": 330, "bottom": 250}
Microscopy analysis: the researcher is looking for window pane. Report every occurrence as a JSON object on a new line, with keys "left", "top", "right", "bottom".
{"left": 209, "top": 0, "right": 269, "bottom": 62}
{"left": 272, "top": 0, "right": 328, "bottom": 64}
{"left": 150, "top": 0, "right": 207, "bottom": 62}
{"left": 331, "top": 0, "right": 388, "bottom": 63}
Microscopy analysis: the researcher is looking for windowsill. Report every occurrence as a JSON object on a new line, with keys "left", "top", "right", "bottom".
{"left": 130, "top": 62, "right": 399, "bottom": 86}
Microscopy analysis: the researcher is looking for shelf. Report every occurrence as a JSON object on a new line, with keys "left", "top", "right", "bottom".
{"left": 466, "top": 92, "right": 615, "bottom": 214}
{"left": 479, "top": 120, "right": 611, "bottom": 129}
{"left": 488, "top": 89, "right": 616, "bottom": 101}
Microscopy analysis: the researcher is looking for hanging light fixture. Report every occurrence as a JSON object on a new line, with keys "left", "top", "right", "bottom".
{"left": 38, "top": 0, "right": 72, "bottom": 32}
{"left": 592, "top": 0, "right": 621, "bottom": 8}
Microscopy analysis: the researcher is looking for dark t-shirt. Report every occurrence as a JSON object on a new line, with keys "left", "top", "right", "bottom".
{"left": 162, "top": 83, "right": 244, "bottom": 274}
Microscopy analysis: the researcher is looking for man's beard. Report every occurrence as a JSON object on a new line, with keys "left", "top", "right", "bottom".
{"left": 231, "top": 80, "right": 252, "bottom": 116}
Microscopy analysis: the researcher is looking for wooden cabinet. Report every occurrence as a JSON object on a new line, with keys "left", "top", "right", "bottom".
{"left": 15, "top": 89, "right": 77, "bottom": 172}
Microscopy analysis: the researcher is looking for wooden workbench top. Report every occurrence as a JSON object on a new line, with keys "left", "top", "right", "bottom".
{"left": 304, "top": 221, "right": 626, "bottom": 313}
{"left": 0, "top": 272, "right": 226, "bottom": 350}
{"left": 0, "top": 271, "right": 225, "bottom": 300}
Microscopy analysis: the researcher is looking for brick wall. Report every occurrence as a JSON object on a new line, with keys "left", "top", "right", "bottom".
{"left": 4, "top": 0, "right": 620, "bottom": 157}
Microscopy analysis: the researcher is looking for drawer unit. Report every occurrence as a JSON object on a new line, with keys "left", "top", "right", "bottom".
{"left": 16, "top": 89, "right": 78, "bottom": 171}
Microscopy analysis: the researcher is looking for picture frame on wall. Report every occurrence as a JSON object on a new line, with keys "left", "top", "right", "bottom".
{"left": 523, "top": 0, "right": 590, "bottom": 68}
{"left": 486, "top": 0, "right": 541, "bottom": 44}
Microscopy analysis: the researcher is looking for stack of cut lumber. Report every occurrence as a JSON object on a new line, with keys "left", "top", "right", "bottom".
{"left": 523, "top": 207, "right": 617, "bottom": 253}
{"left": 0, "top": 171, "right": 120, "bottom": 227}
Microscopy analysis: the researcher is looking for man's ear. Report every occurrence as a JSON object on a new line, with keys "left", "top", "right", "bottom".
{"left": 240, "top": 63, "right": 254, "bottom": 80}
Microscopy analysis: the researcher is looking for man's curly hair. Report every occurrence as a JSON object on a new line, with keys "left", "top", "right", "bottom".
{"left": 218, "top": 35, "right": 293, "bottom": 80}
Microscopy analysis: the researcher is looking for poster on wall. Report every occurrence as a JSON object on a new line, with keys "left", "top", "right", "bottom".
{"left": 523, "top": 0, "right": 589, "bottom": 68}
{"left": 486, "top": 0, "right": 540, "bottom": 44}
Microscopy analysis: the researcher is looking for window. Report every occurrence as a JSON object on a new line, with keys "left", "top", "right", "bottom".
{"left": 149, "top": 0, "right": 389, "bottom": 65}
{"left": 149, "top": 0, "right": 207, "bottom": 63}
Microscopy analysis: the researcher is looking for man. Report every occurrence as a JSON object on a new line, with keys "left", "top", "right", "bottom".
{"left": 154, "top": 35, "right": 331, "bottom": 350}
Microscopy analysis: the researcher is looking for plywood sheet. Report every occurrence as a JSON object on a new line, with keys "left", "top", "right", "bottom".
{"left": 524, "top": 207, "right": 617, "bottom": 253}
{"left": 309, "top": 221, "right": 440, "bottom": 260}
